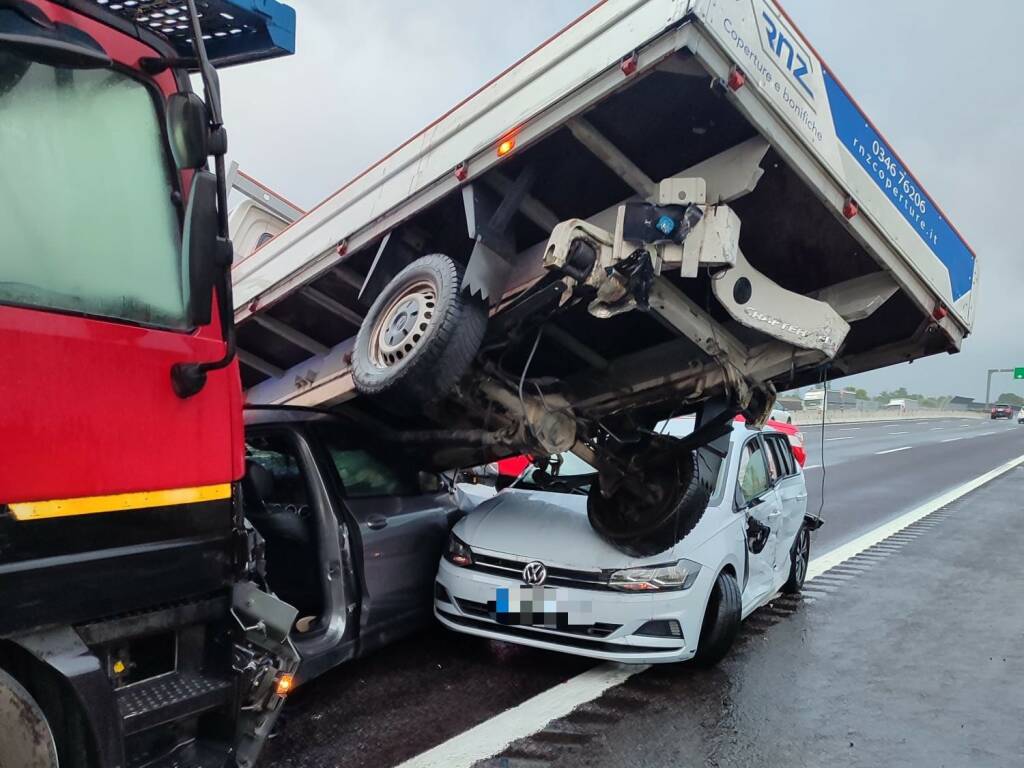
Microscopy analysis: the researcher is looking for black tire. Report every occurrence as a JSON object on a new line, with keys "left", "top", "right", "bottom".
{"left": 587, "top": 449, "right": 710, "bottom": 558}
{"left": 0, "top": 669, "right": 58, "bottom": 768}
{"left": 692, "top": 570, "right": 742, "bottom": 668}
{"left": 0, "top": 661, "right": 93, "bottom": 768}
{"left": 781, "top": 524, "right": 810, "bottom": 594}
{"left": 352, "top": 254, "right": 487, "bottom": 405}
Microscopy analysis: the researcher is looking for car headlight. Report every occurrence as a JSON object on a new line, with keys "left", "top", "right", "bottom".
{"left": 444, "top": 532, "right": 473, "bottom": 567}
{"left": 608, "top": 559, "right": 701, "bottom": 592}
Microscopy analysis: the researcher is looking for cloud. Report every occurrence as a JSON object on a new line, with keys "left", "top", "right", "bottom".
{"left": 220, "top": 0, "right": 593, "bottom": 207}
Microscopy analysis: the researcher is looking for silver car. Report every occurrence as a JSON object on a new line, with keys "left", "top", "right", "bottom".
{"left": 435, "top": 419, "right": 811, "bottom": 666}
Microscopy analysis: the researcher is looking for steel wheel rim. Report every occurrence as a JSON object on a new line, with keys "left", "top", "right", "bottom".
{"left": 368, "top": 279, "right": 437, "bottom": 369}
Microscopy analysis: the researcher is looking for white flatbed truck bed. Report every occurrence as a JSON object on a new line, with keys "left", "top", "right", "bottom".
{"left": 228, "top": 0, "right": 977, "bottom": 551}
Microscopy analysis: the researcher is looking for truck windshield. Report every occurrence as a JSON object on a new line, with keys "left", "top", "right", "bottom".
{"left": 0, "top": 52, "right": 186, "bottom": 328}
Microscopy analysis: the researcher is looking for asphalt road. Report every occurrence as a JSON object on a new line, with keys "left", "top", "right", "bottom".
{"left": 262, "top": 417, "right": 1024, "bottom": 768}
{"left": 802, "top": 416, "right": 1023, "bottom": 552}
{"left": 479, "top": 460, "right": 1024, "bottom": 768}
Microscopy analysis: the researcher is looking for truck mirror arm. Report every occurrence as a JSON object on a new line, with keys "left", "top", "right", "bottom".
{"left": 170, "top": 0, "right": 237, "bottom": 399}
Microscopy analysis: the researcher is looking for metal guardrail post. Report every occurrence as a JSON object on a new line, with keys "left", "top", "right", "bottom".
{"left": 985, "top": 368, "right": 1014, "bottom": 411}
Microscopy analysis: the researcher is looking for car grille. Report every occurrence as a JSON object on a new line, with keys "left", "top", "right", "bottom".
{"left": 438, "top": 610, "right": 665, "bottom": 654}
{"left": 468, "top": 552, "right": 613, "bottom": 591}
{"left": 454, "top": 598, "right": 620, "bottom": 638}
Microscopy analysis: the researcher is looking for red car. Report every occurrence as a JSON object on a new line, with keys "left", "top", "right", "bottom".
{"left": 735, "top": 416, "right": 806, "bottom": 467}
{"left": 991, "top": 404, "right": 1014, "bottom": 420}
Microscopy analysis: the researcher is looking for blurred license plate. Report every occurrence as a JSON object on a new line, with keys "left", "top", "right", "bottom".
{"left": 493, "top": 587, "right": 592, "bottom": 626}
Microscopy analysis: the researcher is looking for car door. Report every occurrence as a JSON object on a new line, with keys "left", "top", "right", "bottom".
{"left": 314, "top": 425, "right": 457, "bottom": 645}
{"left": 763, "top": 433, "right": 808, "bottom": 587}
{"left": 735, "top": 435, "right": 784, "bottom": 611}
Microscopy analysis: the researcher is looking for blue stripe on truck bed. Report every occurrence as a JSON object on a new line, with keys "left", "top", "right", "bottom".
{"left": 823, "top": 70, "right": 975, "bottom": 301}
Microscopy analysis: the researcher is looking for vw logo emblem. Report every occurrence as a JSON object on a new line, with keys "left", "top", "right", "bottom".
{"left": 522, "top": 561, "right": 547, "bottom": 586}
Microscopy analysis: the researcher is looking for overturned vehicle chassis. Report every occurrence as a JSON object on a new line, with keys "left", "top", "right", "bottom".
{"left": 235, "top": 42, "right": 967, "bottom": 554}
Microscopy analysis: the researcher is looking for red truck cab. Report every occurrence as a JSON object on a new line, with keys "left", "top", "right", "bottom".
{"left": 0, "top": 3, "right": 298, "bottom": 767}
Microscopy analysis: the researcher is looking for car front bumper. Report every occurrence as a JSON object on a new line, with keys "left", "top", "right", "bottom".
{"left": 434, "top": 558, "right": 713, "bottom": 664}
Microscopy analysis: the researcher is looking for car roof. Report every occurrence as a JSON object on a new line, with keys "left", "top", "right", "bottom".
{"left": 659, "top": 415, "right": 763, "bottom": 443}
{"left": 244, "top": 405, "right": 342, "bottom": 427}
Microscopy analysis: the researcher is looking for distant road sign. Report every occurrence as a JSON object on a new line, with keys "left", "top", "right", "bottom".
{"left": 1015, "top": 368, "right": 1024, "bottom": 380}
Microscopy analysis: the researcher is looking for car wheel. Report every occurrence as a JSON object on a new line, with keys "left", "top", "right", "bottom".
{"left": 353, "top": 254, "right": 487, "bottom": 405}
{"left": 587, "top": 447, "right": 710, "bottom": 557}
{"left": 692, "top": 570, "right": 742, "bottom": 668}
{"left": 781, "top": 524, "right": 810, "bottom": 594}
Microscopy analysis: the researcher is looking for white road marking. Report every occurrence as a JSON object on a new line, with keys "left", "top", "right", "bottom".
{"left": 941, "top": 437, "right": 963, "bottom": 443}
{"left": 825, "top": 436, "right": 854, "bottom": 442}
{"left": 888, "top": 431, "right": 909, "bottom": 435}
{"left": 806, "top": 452, "right": 1024, "bottom": 579}
{"left": 930, "top": 427, "right": 944, "bottom": 431}
{"left": 403, "top": 453, "right": 1024, "bottom": 768}
{"left": 395, "top": 664, "right": 644, "bottom": 768}
{"left": 876, "top": 446, "right": 911, "bottom": 455}
{"left": 838, "top": 427, "right": 861, "bottom": 431}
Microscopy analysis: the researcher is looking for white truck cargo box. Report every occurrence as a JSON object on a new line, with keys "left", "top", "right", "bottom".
{"left": 228, "top": 0, "right": 977, "bottom": 551}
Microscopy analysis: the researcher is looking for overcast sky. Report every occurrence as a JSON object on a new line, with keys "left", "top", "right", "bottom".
{"left": 220, "top": 0, "right": 1022, "bottom": 402}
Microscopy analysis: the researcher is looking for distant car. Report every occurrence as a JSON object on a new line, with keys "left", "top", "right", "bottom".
{"left": 435, "top": 418, "right": 812, "bottom": 666}
{"left": 1018, "top": 407, "right": 1024, "bottom": 424}
{"left": 991, "top": 404, "right": 1014, "bottom": 420}
{"left": 770, "top": 405, "right": 794, "bottom": 424}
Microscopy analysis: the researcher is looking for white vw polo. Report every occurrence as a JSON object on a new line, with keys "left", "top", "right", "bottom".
{"left": 435, "top": 419, "right": 811, "bottom": 665}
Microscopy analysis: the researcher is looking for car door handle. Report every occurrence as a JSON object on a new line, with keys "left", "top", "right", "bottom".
{"left": 367, "top": 516, "right": 388, "bottom": 530}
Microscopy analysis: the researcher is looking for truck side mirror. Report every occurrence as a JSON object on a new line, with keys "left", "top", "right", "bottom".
{"left": 166, "top": 93, "right": 210, "bottom": 170}
{"left": 183, "top": 170, "right": 219, "bottom": 326}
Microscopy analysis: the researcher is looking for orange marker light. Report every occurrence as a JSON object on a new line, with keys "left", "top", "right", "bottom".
{"left": 275, "top": 673, "right": 295, "bottom": 696}
{"left": 497, "top": 137, "right": 516, "bottom": 157}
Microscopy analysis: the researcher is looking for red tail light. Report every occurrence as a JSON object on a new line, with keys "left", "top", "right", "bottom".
{"left": 726, "top": 67, "right": 746, "bottom": 91}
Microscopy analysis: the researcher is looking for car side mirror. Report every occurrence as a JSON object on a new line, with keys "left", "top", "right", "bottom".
{"left": 183, "top": 171, "right": 220, "bottom": 326}
{"left": 166, "top": 93, "right": 210, "bottom": 170}
{"left": 735, "top": 492, "right": 763, "bottom": 512}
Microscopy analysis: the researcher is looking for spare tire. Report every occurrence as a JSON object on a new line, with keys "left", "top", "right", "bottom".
{"left": 587, "top": 447, "right": 711, "bottom": 557}
{"left": 353, "top": 254, "right": 487, "bottom": 405}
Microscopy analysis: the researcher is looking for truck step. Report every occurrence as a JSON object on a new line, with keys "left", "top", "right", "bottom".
{"left": 117, "top": 671, "right": 231, "bottom": 735}
{"left": 76, "top": 595, "right": 229, "bottom": 645}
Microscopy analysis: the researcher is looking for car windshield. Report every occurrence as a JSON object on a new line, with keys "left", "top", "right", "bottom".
{"left": 0, "top": 51, "right": 185, "bottom": 328}
{"left": 521, "top": 417, "right": 728, "bottom": 503}
{"left": 315, "top": 422, "right": 437, "bottom": 498}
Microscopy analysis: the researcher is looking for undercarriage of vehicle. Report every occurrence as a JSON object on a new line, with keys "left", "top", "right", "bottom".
{"left": 236, "top": 51, "right": 966, "bottom": 553}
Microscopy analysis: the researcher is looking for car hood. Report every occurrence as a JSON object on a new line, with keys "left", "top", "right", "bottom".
{"left": 454, "top": 489, "right": 682, "bottom": 570}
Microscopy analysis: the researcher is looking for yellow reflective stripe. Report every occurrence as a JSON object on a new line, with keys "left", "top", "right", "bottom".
{"left": 7, "top": 483, "right": 232, "bottom": 521}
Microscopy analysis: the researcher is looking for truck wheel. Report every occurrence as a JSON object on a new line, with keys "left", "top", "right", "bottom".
{"left": 692, "top": 570, "right": 742, "bottom": 668}
{"left": 586, "top": 447, "right": 710, "bottom": 557}
{"left": 0, "top": 669, "right": 59, "bottom": 768}
{"left": 353, "top": 254, "right": 487, "bottom": 405}
{"left": 781, "top": 524, "right": 810, "bottom": 594}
